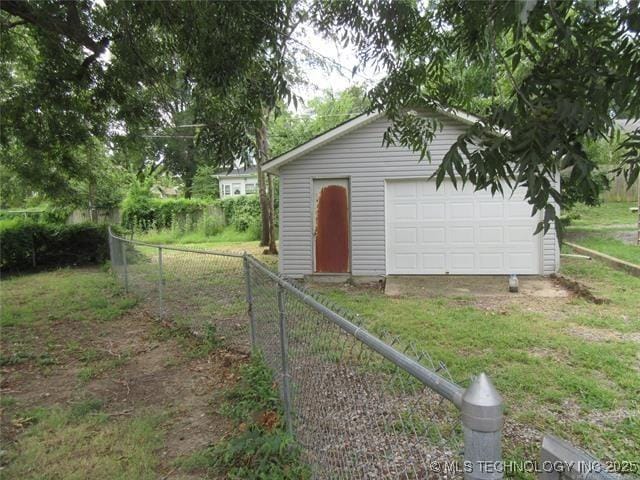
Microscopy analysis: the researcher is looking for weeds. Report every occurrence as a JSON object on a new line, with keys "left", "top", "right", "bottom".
{"left": 178, "top": 353, "right": 310, "bottom": 479}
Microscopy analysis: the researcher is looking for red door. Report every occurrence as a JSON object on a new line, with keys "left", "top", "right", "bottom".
{"left": 314, "top": 180, "right": 350, "bottom": 273}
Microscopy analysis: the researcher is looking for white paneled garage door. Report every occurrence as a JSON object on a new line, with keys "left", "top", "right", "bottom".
{"left": 386, "top": 179, "right": 542, "bottom": 274}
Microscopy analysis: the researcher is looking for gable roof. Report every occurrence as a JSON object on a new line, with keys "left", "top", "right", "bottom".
{"left": 213, "top": 166, "right": 258, "bottom": 179}
{"left": 262, "top": 107, "right": 483, "bottom": 173}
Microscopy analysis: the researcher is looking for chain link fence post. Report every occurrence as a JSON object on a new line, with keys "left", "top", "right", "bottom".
{"left": 461, "top": 373, "right": 504, "bottom": 480}
{"left": 121, "top": 240, "right": 129, "bottom": 293}
{"left": 277, "top": 283, "right": 293, "bottom": 436}
{"left": 243, "top": 254, "right": 257, "bottom": 349}
{"left": 158, "top": 246, "right": 164, "bottom": 319}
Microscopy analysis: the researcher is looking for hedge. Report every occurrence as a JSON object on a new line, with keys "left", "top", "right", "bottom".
{"left": 220, "top": 195, "right": 263, "bottom": 232}
{"left": 0, "top": 218, "right": 109, "bottom": 272}
{"left": 121, "top": 197, "right": 215, "bottom": 232}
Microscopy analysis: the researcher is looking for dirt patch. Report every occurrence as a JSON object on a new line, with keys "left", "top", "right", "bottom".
{"left": 551, "top": 274, "right": 609, "bottom": 304}
{"left": 0, "top": 306, "right": 248, "bottom": 477}
{"left": 565, "top": 324, "right": 640, "bottom": 343}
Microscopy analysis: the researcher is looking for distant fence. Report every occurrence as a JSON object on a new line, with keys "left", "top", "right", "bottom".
{"left": 108, "top": 229, "right": 620, "bottom": 480}
{"left": 603, "top": 166, "right": 639, "bottom": 202}
{"left": 67, "top": 208, "right": 121, "bottom": 225}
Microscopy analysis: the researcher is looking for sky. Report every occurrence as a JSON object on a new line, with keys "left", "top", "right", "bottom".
{"left": 289, "top": 24, "right": 386, "bottom": 110}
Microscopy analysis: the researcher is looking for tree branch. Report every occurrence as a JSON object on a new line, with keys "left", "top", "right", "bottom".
{"left": 1, "top": 1, "right": 108, "bottom": 58}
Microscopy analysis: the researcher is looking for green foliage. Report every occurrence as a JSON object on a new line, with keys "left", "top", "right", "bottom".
{"left": 1, "top": 1, "right": 297, "bottom": 202}
{"left": 269, "top": 86, "right": 371, "bottom": 157}
{"left": 221, "top": 353, "right": 280, "bottom": 423}
{"left": 220, "top": 195, "right": 262, "bottom": 234}
{"left": 121, "top": 182, "right": 218, "bottom": 232}
{"left": 201, "top": 354, "right": 310, "bottom": 479}
{"left": 312, "top": 1, "right": 640, "bottom": 230}
{"left": 0, "top": 218, "right": 109, "bottom": 272}
{"left": 192, "top": 164, "right": 221, "bottom": 199}
{"left": 0, "top": 205, "right": 72, "bottom": 224}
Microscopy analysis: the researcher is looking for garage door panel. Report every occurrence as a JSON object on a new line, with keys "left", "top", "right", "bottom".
{"left": 447, "top": 226, "right": 474, "bottom": 245}
{"left": 420, "top": 203, "right": 446, "bottom": 220}
{"left": 395, "top": 227, "right": 417, "bottom": 244}
{"left": 449, "top": 253, "right": 475, "bottom": 271}
{"left": 478, "top": 253, "right": 504, "bottom": 271}
{"left": 394, "top": 204, "right": 417, "bottom": 220}
{"left": 421, "top": 227, "right": 445, "bottom": 244}
{"left": 449, "top": 203, "right": 475, "bottom": 219}
{"left": 479, "top": 226, "right": 503, "bottom": 244}
{"left": 479, "top": 203, "right": 504, "bottom": 219}
{"left": 395, "top": 253, "right": 418, "bottom": 270}
{"left": 507, "top": 252, "right": 535, "bottom": 270}
{"left": 386, "top": 179, "right": 541, "bottom": 275}
{"left": 421, "top": 253, "right": 446, "bottom": 271}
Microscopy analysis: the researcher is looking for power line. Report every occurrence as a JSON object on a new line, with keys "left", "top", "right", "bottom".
{"left": 240, "top": 6, "right": 375, "bottom": 84}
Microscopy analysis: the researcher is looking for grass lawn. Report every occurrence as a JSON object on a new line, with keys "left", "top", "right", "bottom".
{"left": 135, "top": 225, "right": 260, "bottom": 246}
{"left": 566, "top": 201, "right": 637, "bottom": 229}
{"left": 565, "top": 201, "right": 639, "bottom": 266}
{"left": 316, "top": 259, "right": 640, "bottom": 469}
{"left": 0, "top": 263, "right": 280, "bottom": 478}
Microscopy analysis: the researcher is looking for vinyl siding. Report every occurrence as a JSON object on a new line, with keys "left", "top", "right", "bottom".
{"left": 277, "top": 115, "right": 559, "bottom": 277}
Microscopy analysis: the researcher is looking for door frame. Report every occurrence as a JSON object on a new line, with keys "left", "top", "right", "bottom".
{"left": 384, "top": 177, "right": 545, "bottom": 275}
{"left": 310, "top": 176, "right": 352, "bottom": 274}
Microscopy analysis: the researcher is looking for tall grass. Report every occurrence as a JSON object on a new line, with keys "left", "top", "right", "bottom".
{"left": 137, "top": 225, "right": 261, "bottom": 245}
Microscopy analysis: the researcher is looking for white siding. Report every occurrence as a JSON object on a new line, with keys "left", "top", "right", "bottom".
{"left": 277, "top": 115, "right": 559, "bottom": 277}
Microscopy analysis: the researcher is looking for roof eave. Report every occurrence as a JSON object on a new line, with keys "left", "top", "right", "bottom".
{"left": 263, "top": 111, "right": 384, "bottom": 174}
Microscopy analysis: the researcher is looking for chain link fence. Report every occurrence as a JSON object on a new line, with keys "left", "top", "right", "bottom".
{"left": 108, "top": 230, "right": 618, "bottom": 480}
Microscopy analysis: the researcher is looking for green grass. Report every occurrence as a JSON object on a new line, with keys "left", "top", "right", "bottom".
{"left": 316, "top": 258, "right": 640, "bottom": 465}
{"left": 1, "top": 267, "right": 136, "bottom": 329}
{"left": 564, "top": 201, "right": 638, "bottom": 265}
{"left": 566, "top": 201, "right": 636, "bottom": 229}
{"left": 567, "top": 234, "right": 640, "bottom": 265}
{"left": 136, "top": 225, "right": 260, "bottom": 245}
{"left": 2, "top": 401, "right": 165, "bottom": 480}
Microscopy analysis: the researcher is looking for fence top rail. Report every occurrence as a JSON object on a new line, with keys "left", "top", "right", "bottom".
{"left": 107, "top": 228, "right": 245, "bottom": 259}
{"left": 244, "top": 254, "right": 465, "bottom": 408}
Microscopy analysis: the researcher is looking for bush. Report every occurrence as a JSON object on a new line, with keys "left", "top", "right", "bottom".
{"left": 0, "top": 218, "right": 109, "bottom": 272}
{"left": 202, "top": 215, "right": 225, "bottom": 236}
{"left": 220, "top": 195, "right": 262, "bottom": 232}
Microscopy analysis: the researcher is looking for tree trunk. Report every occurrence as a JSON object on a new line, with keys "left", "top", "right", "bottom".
{"left": 256, "top": 116, "right": 278, "bottom": 254}
{"left": 267, "top": 173, "right": 278, "bottom": 253}
{"left": 88, "top": 178, "right": 98, "bottom": 223}
{"left": 257, "top": 160, "right": 270, "bottom": 247}
{"left": 183, "top": 175, "right": 193, "bottom": 199}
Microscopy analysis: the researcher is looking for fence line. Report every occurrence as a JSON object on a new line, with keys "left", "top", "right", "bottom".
{"left": 108, "top": 229, "right": 617, "bottom": 480}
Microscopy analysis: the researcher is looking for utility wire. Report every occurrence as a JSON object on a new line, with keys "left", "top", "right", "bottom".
{"left": 239, "top": 6, "right": 375, "bottom": 84}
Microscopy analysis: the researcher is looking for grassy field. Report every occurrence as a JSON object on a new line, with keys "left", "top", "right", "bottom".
{"left": 565, "top": 201, "right": 639, "bottom": 265}
{"left": 566, "top": 201, "right": 637, "bottom": 229}
{"left": 0, "top": 260, "right": 287, "bottom": 478}
{"left": 317, "top": 258, "right": 640, "bottom": 469}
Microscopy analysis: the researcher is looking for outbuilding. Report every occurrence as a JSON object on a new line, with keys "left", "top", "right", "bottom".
{"left": 263, "top": 110, "right": 559, "bottom": 279}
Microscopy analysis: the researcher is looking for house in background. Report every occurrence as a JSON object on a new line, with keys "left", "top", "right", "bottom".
{"left": 150, "top": 185, "right": 180, "bottom": 198}
{"left": 263, "top": 110, "right": 560, "bottom": 280}
{"left": 214, "top": 167, "right": 258, "bottom": 198}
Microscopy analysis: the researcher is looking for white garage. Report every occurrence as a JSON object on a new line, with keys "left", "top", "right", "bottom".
{"left": 386, "top": 179, "right": 542, "bottom": 275}
{"left": 263, "top": 109, "right": 559, "bottom": 279}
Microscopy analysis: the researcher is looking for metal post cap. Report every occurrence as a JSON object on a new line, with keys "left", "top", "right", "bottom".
{"left": 461, "top": 373, "right": 504, "bottom": 432}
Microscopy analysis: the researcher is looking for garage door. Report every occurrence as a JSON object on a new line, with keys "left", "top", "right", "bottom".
{"left": 386, "top": 179, "right": 542, "bottom": 274}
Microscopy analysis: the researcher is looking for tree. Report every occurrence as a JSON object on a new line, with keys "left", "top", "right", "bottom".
{"left": 313, "top": 0, "right": 640, "bottom": 233}
{"left": 269, "top": 86, "right": 371, "bottom": 157}
{"left": 1, "top": 1, "right": 296, "bottom": 204}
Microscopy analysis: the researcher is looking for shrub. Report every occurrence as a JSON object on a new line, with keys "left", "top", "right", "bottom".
{"left": 202, "top": 215, "right": 225, "bottom": 236}
{"left": 220, "top": 195, "right": 262, "bottom": 232}
{"left": 0, "top": 218, "right": 109, "bottom": 272}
